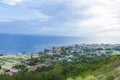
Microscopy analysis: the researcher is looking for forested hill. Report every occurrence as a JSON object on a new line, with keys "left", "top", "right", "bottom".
{"left": 0, "top": 55, "right": 120, "bottom": 80}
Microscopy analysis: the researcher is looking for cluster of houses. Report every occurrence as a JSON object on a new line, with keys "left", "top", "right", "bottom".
{"left": 27, "top": 45, "right": 108, "bottom": 63}
{"left": 39, "top": 44, "right": 120, "bottom": 62}
{"left": 5, "top": 68, "right": 19, "bottom": 76}
{"left": 43, "top": 44, "right": 112, "bottom": 59}
{"left": 0, "top": 67, "right": 19, "bottom": 76}
{"left": 0, "top": 59, "right": 53, "bottom": 76}
{"left": 45, "top": 44, "right": 105, "bottom": 55}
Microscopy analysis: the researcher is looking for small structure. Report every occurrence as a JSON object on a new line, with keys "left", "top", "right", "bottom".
{"left": 5, "top": 72, "right": 13, "bottom": 76}
{"left": 25, "top": 59, "right": 32, "bottom": 64}
{"left": 10, "top": 68, "right": 18, "bottom": 73}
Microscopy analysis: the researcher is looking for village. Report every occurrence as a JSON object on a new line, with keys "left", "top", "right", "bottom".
{"left": 0, "top": 44, "right": 120, "bottom": 76}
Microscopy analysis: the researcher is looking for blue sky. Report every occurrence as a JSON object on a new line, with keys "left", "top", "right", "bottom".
{"left": 0, "top": 0, "right": 120, "bottom": 43}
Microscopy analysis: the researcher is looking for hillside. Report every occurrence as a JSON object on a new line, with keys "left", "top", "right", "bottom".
{"left": 0, "top": 55, "right": 120, "bottom": 80}
{"left": 66, "top": 55, "right": 120, "bottom": 80}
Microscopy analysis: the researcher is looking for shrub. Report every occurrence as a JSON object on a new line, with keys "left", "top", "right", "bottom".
{"left": 75, "top": 76, "right": 83, "bottom": 80}
{"left": 106, "top": 75, "right": 115, "bottom": 80}
{"left": 66, "top": 77, "right": 74, "bottom": 80}
{"left": 85, "top": 75, "right": 97, "bottom": 80}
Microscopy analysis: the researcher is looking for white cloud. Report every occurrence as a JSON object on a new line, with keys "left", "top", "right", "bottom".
{"left": 62, "top": 0, "right": 120, "bottom": 38}
{"left": 18, "top": 0, "right": 120, "bottom": 38}
{"left": 0, "top": 0, "right": 22, "bottom": 5}
{"left": 0, "top": 18, "right": 12, "bottom": 22}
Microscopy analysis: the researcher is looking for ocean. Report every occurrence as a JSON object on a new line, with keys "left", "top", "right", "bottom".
{"left": 0, "top": 34, "right": 84, "bottom": 54}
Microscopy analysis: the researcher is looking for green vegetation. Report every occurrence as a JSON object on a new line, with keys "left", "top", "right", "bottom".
{"left": 0, "top": 55, "right": 120, "bottom": 80}
{"left": 0, "top": 57, "right": 25, "bottom": 64}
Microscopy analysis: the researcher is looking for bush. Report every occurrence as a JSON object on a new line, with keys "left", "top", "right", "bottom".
{"left": 106, "top": 75, "right": 114, "bottom": 80}
{"left": 75, "top": 76, "right": 83, "bottom": 80}
{"left": 85, "top": 75, "right": 97, "bottom": 80}
{"left": 66, "top": 77, "right": 74, "bottom": 80}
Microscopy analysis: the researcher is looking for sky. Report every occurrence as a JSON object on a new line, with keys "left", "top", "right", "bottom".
{"left": 0, "top": 0, "right": 120, "bottom": 43}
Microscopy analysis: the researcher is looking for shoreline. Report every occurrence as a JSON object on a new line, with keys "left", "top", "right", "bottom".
{"left": 0, "top": 43, "right": 120, "bottom": 55}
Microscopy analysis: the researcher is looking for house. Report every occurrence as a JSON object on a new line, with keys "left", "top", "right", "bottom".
{"left": 25, "top": 59, "right": 32, "bottom": 64}
{"left": 5, "top": 72, "right": 13, "bottom": 76}
{"left": 10, "top": 68, "right": 19, "bottom": 73}
{"left": 67, "top": 59, "right": 72, "bottom": 62}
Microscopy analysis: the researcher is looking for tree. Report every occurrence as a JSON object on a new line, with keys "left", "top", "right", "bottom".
{"left": 66, "top": 77, "right": 74, "bottom": 80}
{"left": 106, "top": 75, "right": 115, "bottom": 80}
{"left": 13, "top": 64, "right": 26, "bottom": 70}
{"left": 75, "top": 76, "right": 83, "bottom": 80}
{"left": 0, "top": 65, "right": 1, "bottom": 69}
{"left": 31, "top": 53, "right": 33, "bottom": 59}
{"left": 85, "top": 76, "right": 97, "bottom": 80}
